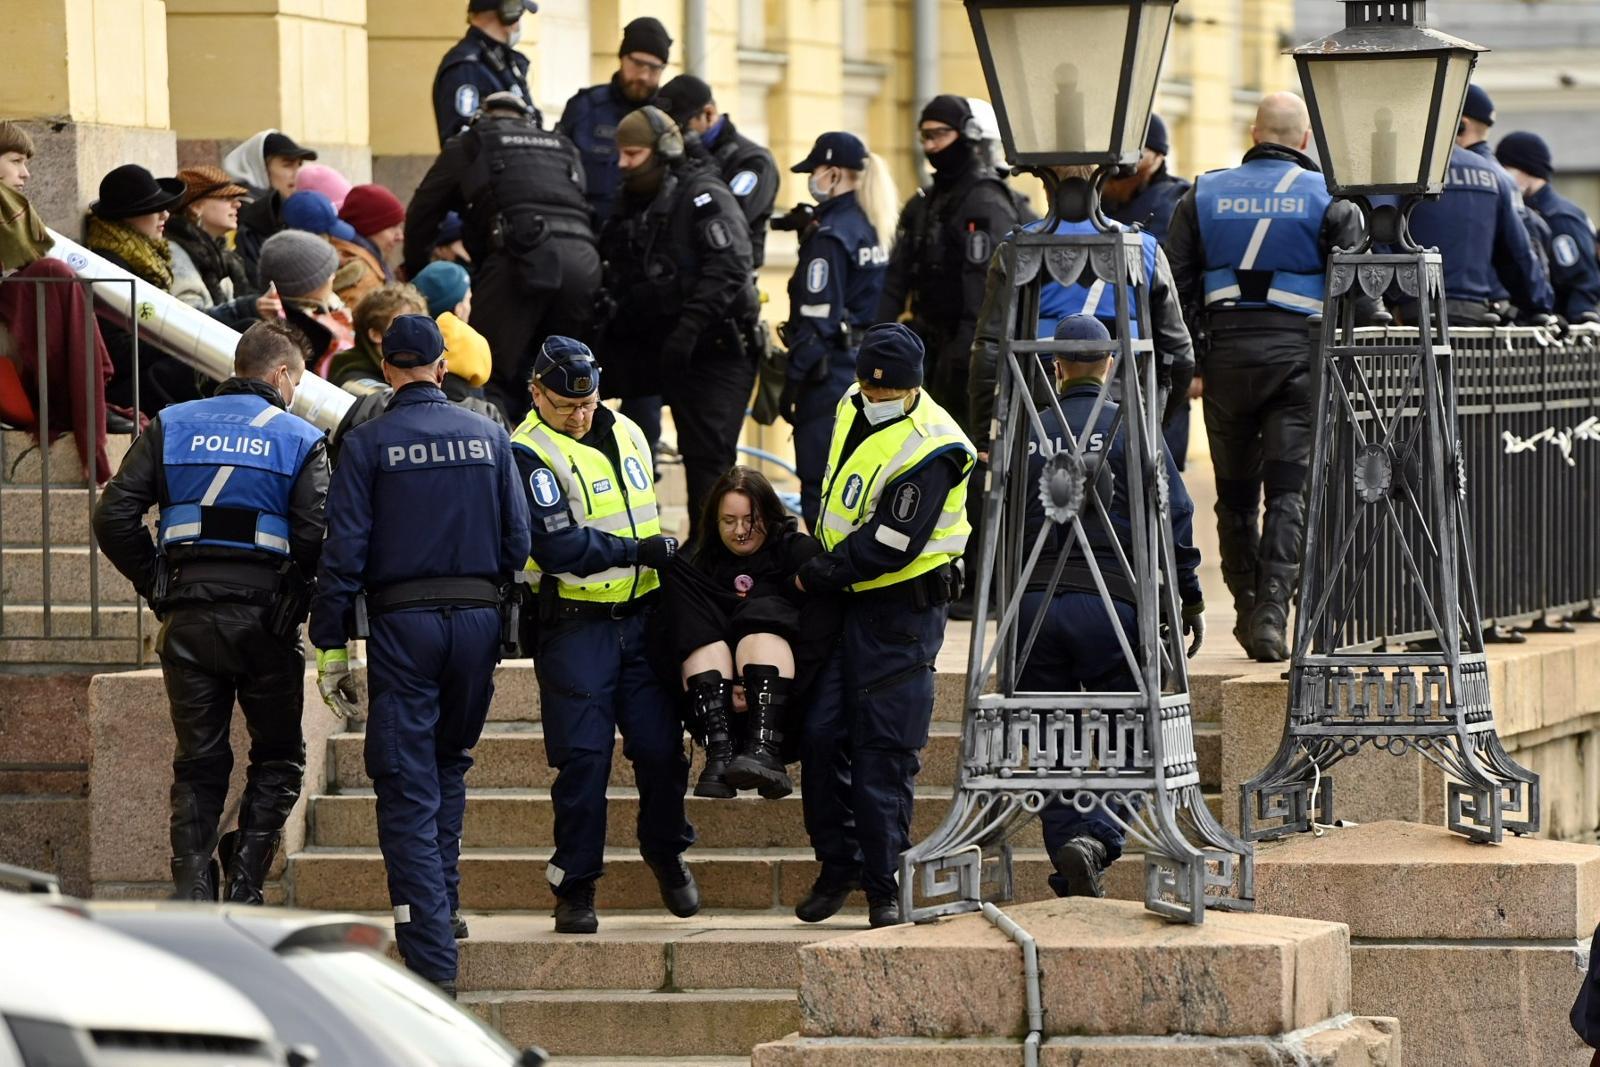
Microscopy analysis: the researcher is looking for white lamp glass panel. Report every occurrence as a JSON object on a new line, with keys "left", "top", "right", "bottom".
{"left": 1307, "top": 56, "right": 1438, "bottom": 188}
{"left": 1117, "top": 4, "right": 1174, "bottom": 157}
{"left": 979, "top": 5, "right": 1132, "bottom": 156}
{"left": 1424, "top": 53, "right": 1472, "bottom": 188}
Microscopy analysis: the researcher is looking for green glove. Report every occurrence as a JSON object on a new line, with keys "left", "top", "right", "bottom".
{"left": 316, "top": 647, "right": 360, "bottom": 720}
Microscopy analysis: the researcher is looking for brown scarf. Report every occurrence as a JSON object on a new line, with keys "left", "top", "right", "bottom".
{"left": 85, "top": 216, "right": 173, "bottom": 290}
{"left": 0, "top": 185, "right": 53, "bottom": 273}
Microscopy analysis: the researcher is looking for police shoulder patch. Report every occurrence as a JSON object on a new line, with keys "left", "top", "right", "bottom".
{"left": 703, "top": 217, "right": 733, "bottom": 250}
{"left": 966, "top": 228, "right": 994, "bottom": 265}
{"left": 729, "top": 170, "right": 759, "bottom": 197}
{"left": 1554, "top": 233, "right": 1582, "bottom": 269}
{"left": 892, "top": 482, "right": 922, "bottom": 523}
{"left": 623, "top": 455, "right": 651, "bottom": 492}
{"left": 806, "top": 257, "right": 829, "bottom": 293}
{"left": 841, "top": 473, "right": 865, "bottom": 510}
{"left": 528, "top": 466, "right": 562, "bottom": 508}
{"left": 454, "top": 83, "right": 480, "bottom": 118}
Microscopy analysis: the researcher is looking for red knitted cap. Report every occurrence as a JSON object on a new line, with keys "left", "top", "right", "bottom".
{"left": 338, "top": 183, "right": 405, "bottom": 236}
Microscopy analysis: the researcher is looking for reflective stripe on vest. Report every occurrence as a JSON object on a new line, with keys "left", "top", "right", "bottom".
{"left": 817, "top": 386, "right": 975, "bottom": 593}
{"left": 156, "top": 393, "right": 321, "bottom": 556}
{"left": 1195, "top": 158, "right": 1331, "bottom": 315}
{"left": 509, "top": 411, "right": 661, "bottom": 602}
{"left": 1028, "top": 217, "right": 1158, "bottom": 339}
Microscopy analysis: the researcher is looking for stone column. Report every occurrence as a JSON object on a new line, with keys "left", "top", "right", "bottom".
{"left": 165, "top": 0, "right": 372, "bottom": 183}
{"left": 0, "top": 0, "right": 177, "bottom": 234}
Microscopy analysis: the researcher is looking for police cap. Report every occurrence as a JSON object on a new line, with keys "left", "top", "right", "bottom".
{"left": 1053, "top": 314, "right": 1115, "bottom": 362}
{"left": 468, "top": 0, "right": 537, "bottom": 13}
{"left": 791, "top": 131, "right": 868, "bottom": 173}
{"left": 856, "top": 323, "right": 925, "bottom": 389}
{"left": 383, "top": 314, "right": 446, "bottom": 367}
{"left": 533, "top": 336, "right": 600, "bottom": 398}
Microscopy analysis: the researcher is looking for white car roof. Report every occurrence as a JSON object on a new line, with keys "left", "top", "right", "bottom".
{"left": 0, "top": 893, "right": 275, "bottom": 1042}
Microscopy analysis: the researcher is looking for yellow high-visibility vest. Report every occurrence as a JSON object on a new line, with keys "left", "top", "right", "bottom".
{"left": 510, "top": 410, "right": 661, "bottom": 603}
{"left": 817, "top": 385, "right": 975, "bottom": 592}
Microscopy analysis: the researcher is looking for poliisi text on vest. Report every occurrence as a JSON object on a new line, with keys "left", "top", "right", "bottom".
{"left": 1214, "top": 196, "right": 1309, "bottom": 217}
{"left": 189, "top": 434, "right": 273, "bottom": 457}
{"left": 386, "top": 438, "right": 493, "bottom": 466}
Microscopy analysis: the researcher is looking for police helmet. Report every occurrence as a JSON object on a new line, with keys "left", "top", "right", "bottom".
{"left": 468, "top": 0, "right": 537, "bottom": 25}
{"left": 533, "top": 336, "right": 600, "bottom": 398}
{"left": 479, "top": 91, "right": 533, "bottom": 120}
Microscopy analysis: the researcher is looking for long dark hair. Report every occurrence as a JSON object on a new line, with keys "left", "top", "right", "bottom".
{"left": 693, "top": 465, "right": 796, "bottom": 560}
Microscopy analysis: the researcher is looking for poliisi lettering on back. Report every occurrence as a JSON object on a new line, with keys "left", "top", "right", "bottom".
{"left": 1212, "top": 196, "right": 1310, "bottom": 218}
{"left": 188, "top": 434, "right": 272, "bottom": 457}
{"left": 383, "top": 438, "right": 493, "bottom": 468}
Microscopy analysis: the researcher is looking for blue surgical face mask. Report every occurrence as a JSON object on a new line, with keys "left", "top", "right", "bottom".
{"left": 862, "top": 395, "right": 908, "bottom": 426}
{"left": 807, "top": 167, "right": 836, "bottom": 203}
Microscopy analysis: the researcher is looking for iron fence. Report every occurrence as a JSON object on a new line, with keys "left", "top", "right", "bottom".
{"left": 1317, "top": 320, "right": 1600, "bottom": 649}
{"left": 0, "top": 274, "right": 144, "bottom": 663}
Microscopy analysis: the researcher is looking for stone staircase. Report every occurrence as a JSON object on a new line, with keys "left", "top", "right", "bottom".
{"left": 282, "top": 653, "right": 1226, "bottom": 1064}
{"left": 0, "top": 430, "right": 155, "bottom": 665}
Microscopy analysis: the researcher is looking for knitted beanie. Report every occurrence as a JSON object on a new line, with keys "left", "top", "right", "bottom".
{"left": 339, "top": 183, "right": 406, "bottom": 237}
{"left": 257, "top": 230, "right": 340, "bottom": 297}
{"left": 411, "top": 261, "right": 472, "bottom": 318}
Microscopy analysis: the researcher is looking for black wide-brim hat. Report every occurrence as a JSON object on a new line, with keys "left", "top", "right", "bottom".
{"left": 91, "top": 163, "right": 187, "bottom": 221}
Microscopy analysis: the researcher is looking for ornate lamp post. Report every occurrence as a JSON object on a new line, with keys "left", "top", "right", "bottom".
{"left": 1241, "top": 0, "right": 1539, "bottom": 843}
{"left": 899, "top": 0, "right": 1254, "bottom": 926}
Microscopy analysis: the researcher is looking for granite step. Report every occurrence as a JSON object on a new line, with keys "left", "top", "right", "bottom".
{"left": 0, "top": 431, "right": 132, "bottom": 487}
{"left": 1, "top": 545, "right": 138, "bottom": 604}
{"left": 467, "top": 989, "right": 797, "bottom": 1059}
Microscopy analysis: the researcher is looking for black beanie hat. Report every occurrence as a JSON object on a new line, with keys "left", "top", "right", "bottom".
{"left": 856, "top": 323, "right": 926, "bottom": 389}
{"left": 656, "top": 74, "right": 712, "bottom": 127}
{"left": 919, "top": 94, "right": 974, "bottom": 136}
{"left": 1496, "top": 131, "right": 1554, "bottom": 181}
{"left": 620, "top": 17, "right": 672, "bottom": 64}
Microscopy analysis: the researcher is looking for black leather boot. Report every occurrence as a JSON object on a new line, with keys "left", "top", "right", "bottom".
{"left": 723, "top": 665, "right": 793, "bottom": 799}
{"left": 795, "top": 873, "right": 859, "bottom": 923}
{"left": 222, "top": 829, "right": 280, "bottom": 905}
{"left": 687, "top": 671, "right": 737, "bottom": 799}
{"left": 171, "top": 854, "right": 219, "bottom": 901}
{"left": 1214, "top": 504, "right": 1261, "bottom": 651}
{"left": 1049, "top": 835, "right": 1110, "bottom": 898}
{"left": 552, "top": 881, "right": 599, "bottom": 934}
{"left": 1248, "top": 566, "right": 1295, "bottom": 663}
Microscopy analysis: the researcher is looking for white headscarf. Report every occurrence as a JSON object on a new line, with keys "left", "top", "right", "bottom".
{"left": 221, "top": 130, "right": 277, "bottom": 196}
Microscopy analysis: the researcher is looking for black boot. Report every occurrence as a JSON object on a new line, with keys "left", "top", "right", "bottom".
{"left": 687, "top": 671, "right": 737, "bottom": 799}
{"left": 723, "top": 665, "right": 793, "bottom": 799}
{"left": 552, "top": 881, "right": 598, "bottom": 934}
{"left": 451, "top": 912, "right": 470, "bottom": 939}
{"left": 1049, "top": 836, "right": 1109, "bottom": 898}
{"left": 1248, "top": 566, "right": 1295, "bottom": 663}
{"left": 795, "top": 873, "right": 858, "bottom": 923}
{"left": 1214, "top": 504, "right": 1261, "bottom": 651}
{"left": 222, "top": 830, "right": 280, "bottom": 905}
{"left": 867, "top": 897, "right": 902, "bottom": 928}
{"left": 171, "top": 854, "right": 219, "bottom": 901}
{"left": 645, "top": 853, "right": 701, "bottom": 918}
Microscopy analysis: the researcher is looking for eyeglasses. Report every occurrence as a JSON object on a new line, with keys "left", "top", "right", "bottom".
{"left": 622, "top": 53, "right": 666, "bottom": 74}
{"left": 918, "top": 126, "right": 957, "bottom": 144}
{"left": 547, "top": 396, "right": 600, "bottom": 417}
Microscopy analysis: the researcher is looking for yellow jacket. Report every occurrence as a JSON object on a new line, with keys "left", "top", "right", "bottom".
{"left": 437, "top": 311, "right": 491, "bottom": 388}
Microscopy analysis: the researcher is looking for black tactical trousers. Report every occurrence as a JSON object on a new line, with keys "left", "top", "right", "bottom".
{"left": 157, "top": 602, "right": 307, "bottom": 860}
{"left": 662, "top": 338, "right": 758, "bottom": 545}
{"left": 471, "top": 242, "right": 601, "bottom": 423}
{"left": 1201, "top": 327, "right": 1313, "bottom": 616}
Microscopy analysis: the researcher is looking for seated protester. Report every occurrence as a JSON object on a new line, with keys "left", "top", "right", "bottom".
{"left": 281, "top": 189, "right": 384, "bottom": 309}
{"left": 87, "top": 163, "right": 204, "bottom": 416}
{"left": 255, "top": 230, "right": 354, "bottom": 378}
{"left": 328, "top": 282, "right": 426, "bottom": 391}
{"left": 0, "top": 129, "right": 116, "bottom": 480}
{"left": 1018, "top": 315, "right": 1205, "bottom": 898}
{"left": 660, "top": 466, "right": 836, "bottom": 801}
{"left": 431, "top": 212, "right": 470, "bottom": 269}
{"left": 223, "top": 129, "right": 317, "bottom": 284}
{"left": 413, "top": 261, "right": 491, "bottom": 400}
{"left": 295, "top": 162, "right": 352, "bottom": 211}
{"left": 168, "top": 165, "right": 267, "bottom": 331}
{"left": 338, "top": 183, "right": 405, "bottom": 280}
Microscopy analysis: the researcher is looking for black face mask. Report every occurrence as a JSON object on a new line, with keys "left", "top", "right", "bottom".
{"left": 925, "top": 138, "right": 972, "bottom": 175}
{"left": 623, "top": 154, "right": 667, "bottom": 198}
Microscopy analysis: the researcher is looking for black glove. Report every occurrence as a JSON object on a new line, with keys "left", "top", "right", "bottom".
{"left": 1181, "top": 601, "right": 1206, "bottom": 658}
{"left": 778, "top": 378, "right": 801, "bottom": 425}
{"left": 661, "top": 328, "right": 696, "bottom": 378}
{"left": 636, "top": 534, "right": 679, "bottom": 570}
{"left": 1163, "top": 363, "right": 1194, "bottom": 428}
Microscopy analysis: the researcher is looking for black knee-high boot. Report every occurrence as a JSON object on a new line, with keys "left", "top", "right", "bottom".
{"left": 686, "top": 670, "right": 737, "bottom": 799}
{"left": 724, "top": 665, "right": 793, "bottom": 799}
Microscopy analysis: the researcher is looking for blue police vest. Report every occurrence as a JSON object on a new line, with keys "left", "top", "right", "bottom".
{"left": 1195, "top": 157, "right": 1332, "bottom": 315}
{"left": 560, "top": 82, "right": 634, "bottom": 224}
{"left": 1030, "top": 217, "right": 1157, "bottom": 339}
{"left": 1405, "top": 145, "right": 1516, "bottom": 304}
{"left": 157, "top": 393, "right": 322, "bottom": 556}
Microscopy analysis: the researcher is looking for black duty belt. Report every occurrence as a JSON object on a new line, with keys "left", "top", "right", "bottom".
{"left": 853, "top": 564, "right": 956, "bottom": 610}
{"left": 555, "top": 591, "right": 658, "bottom": 621}
{"left": 368, "top": 577, "right": 502, "bottom": 615}
{"left": 171, "top": 560, "right": 282, "bottom": 592}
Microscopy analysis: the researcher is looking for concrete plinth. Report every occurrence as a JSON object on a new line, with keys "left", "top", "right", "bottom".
{"left": 753, "top": 897, "right": 1400, "bottom": 1066}
{"left": 1255, "top": 820, "right": 1596, "bottom": 1066}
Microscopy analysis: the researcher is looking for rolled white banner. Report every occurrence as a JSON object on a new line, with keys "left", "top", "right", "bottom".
{"left": 44, "top": 229, "right": 355, "bottom": 432}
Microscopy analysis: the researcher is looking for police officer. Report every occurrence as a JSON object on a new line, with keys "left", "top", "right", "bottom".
{"left": 1454, "top": 85, "right": 1554, "bottom": 320}
{"left": 310, "top": 315, "right": 530, "bottom": 994}
{"left": 1497, "top": 131, "right": 1600, "bottom": 323}
{"left": 794, "top": 323, "right": 975, "bottom": 928}
{"left": 558, "top": 17, "right": 672, "bottom": 227}
{"left": 875, "top": 94, "right": 1021, "bottom": 430}
{"left": 656, "top": 74, "right": 780, "bottom": 271}
{"left": 1166, "top": 92, "right": 1370, "bottom": 662}
{"left": 432, "top": 0, "right": 539, "bottom": 148}
{"left": 966, "top": 97, "right": 1039, "bottom": 225}
{"left": 598, "top": 106, "right": 760, "bottom": 541}
{"left": 1019, "top": 315, "right": 1205, "bottom": 896}
{"left": 1104, "top": 115, "right": 1191, "bottom": 245}
{"left": 780, "top": 131, "right": 890, "bottom": 527}
{"left": 509, "top": 336, "right": 696, "bottom": 934}
{"left": 405, "top": 91, "right": 598, "bottom": 422}
{"left": 93, "top": 322, "right": 329, "bottom": 903}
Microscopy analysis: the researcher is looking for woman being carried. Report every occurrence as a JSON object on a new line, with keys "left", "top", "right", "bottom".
{"left": 662, "top": 466, "right": 834, "bottom": 801}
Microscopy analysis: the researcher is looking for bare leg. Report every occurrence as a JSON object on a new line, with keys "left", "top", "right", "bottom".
{"left": 735, "top": 633, "right": 795, "bottom": 677}
{"left": 682, "top": 641, "right": 735, "bottom": 687}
